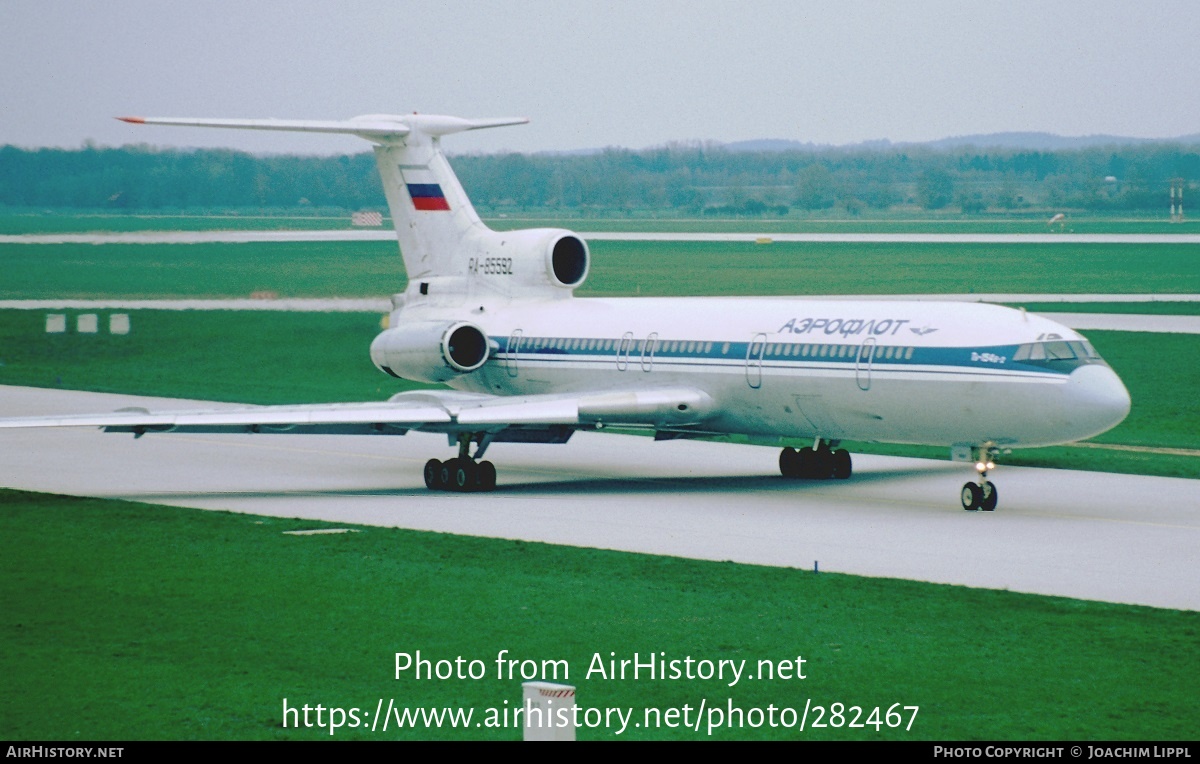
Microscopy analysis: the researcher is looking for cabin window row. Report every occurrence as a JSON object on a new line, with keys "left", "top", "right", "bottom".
{"left": 514, "top": 337, "right": 917, "bottom": 361}
{"left": 762, "top": 343, "right": 916, "bottom": 361}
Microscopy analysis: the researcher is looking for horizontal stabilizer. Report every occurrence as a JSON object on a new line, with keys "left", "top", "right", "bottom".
{"left": 116, "top": 114, "right": 529, "bottom": 144}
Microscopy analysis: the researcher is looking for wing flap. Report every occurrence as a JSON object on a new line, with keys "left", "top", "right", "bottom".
{"left": 457, "top": 397, "right": 580, "bottom": 426}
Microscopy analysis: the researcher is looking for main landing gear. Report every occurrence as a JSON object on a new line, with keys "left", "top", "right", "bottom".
{"left": 961, "top": 447, "right": 999, "bottom": 512}
{"left": 779, "top": 440, "right": 852, "bottom": 480}
{"left": 424, "top": 433, "right": 497, "bottom": 492}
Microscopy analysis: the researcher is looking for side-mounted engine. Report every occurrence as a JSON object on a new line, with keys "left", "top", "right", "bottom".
{"left": 370, "top": 320, "right": 490, "bottom": 384}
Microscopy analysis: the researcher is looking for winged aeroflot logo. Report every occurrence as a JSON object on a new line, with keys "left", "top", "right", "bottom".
{"left": 910, "top": 326, "right": 938, "bottom": 336}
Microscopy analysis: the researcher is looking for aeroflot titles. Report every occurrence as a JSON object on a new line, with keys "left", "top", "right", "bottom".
{"left": 777, "top": 317, "right": 932, "bottom": 338}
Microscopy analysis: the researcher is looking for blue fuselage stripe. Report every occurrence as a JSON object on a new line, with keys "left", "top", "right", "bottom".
{"left": 497, "top": 338, "right": 1079, "bottom": 376}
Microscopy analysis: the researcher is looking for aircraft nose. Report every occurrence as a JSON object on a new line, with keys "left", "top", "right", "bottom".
{"left": 1062, "top": 364, "right": 1131, "bottom": 440}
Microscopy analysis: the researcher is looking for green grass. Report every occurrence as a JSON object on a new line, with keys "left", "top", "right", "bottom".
{"left": 0, "top": 241, "right": 405, "bottom": 299}
{"left": 3, "top": 239, "right": 1198, "bottom": 299}
{"left": 0, "top": 310, "right": 415, "bottom": 405}
{"left": 1, "top": 488, "right": 1195, "bottom": 740}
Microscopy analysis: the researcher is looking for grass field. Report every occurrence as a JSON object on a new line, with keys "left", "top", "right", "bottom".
{"left": 3, "top": 239, "right": 1199, "bottom": 300}
{"left": 2, "top": 488, "right": 1196, "bottom": 741}
{"left": 0, "top": 241, "right": 404, "bottom": 299}
{"left": 0, "top": 310, "right": 397, "bottom": 404}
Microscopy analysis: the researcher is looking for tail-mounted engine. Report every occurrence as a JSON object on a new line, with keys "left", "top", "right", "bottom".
{"left": 453, "top": 227, "right": 589, "bottom": 298}
{"left": 370, "top": 320, "right": 490, "bottom": 383}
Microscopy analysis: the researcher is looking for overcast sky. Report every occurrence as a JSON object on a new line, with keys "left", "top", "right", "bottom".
{"left": 3, "top": 1, "right": 1197, "bottom": 155}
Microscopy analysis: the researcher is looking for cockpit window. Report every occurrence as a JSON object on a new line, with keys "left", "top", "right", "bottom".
{"left": 1013, "top": 339, "right": 1107, "bottom": 369}
{"left": 1043, "top": 341, "right": 1076, "bottom": 360}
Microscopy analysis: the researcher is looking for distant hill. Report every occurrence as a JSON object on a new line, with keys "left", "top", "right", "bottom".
{"left": 722, "top": 132, "right": 1200, "bottom": 153}
{"left": 924, "top": 132, "right": 1200, "bottom": 151}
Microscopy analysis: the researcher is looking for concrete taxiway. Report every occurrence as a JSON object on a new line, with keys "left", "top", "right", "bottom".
{"left": 1, "top": 385, "right": 1196, "bottom": 611}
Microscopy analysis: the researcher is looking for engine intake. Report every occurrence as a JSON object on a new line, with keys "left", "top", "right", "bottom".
{"left": 550, "top": 235, "right": 588, "bottom": 287}
{"left": 444, "top": 323, "right": 488, "bottom": 371}
{"left": 370, "top": 320, "right": 490, "bottom": 383}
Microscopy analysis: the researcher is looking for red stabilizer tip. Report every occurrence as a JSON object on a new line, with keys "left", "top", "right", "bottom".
{"left": 116, "top": 116, "right": 145, "bottom": 124}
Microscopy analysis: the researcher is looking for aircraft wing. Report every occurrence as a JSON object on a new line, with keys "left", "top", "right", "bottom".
{"left": 0, "top": 387, "right": 715, "bottom": 437}
{"left": 0, "top": 396, "right": 453, "bottom": 436}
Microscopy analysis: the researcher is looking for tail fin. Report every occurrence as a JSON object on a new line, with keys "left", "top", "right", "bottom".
{"left": 119, "top": 114, "right": 589, "bottom": 301}
{"left": 368, "top": 116, "right": 524, "bottom": 280}
{"left": 117, "top": 113, "right": 528, "bottom": 281}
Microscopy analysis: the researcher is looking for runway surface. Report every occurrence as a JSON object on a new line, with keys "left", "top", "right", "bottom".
{"left": 2, "top": 385, "right": 1196, "bottom": 611}
{"left": 4, "top": 230, "right": 1200, "bottom": 244}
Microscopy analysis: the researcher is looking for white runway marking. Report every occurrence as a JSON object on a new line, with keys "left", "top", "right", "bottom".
{"left": 1039, "top": 313, "right": 1200, "bottom": 333}
{"left": 1, "top": 386, "right": 1196, "bottom": 611}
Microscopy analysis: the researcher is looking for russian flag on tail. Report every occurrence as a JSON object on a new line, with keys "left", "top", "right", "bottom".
{"left": 407, "top": 183, "right": 451, "bottom": 211}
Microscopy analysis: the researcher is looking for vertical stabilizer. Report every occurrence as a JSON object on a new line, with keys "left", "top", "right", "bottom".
{"left": 373, "top": 130, "right": 487, "bottom": 281}
{"left": 117, "top": 113, "right": 529, "bottom": 284}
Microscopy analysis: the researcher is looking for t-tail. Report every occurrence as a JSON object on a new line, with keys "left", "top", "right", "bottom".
{"left": 117, "top": 114, "right": 591, "bottom": 303}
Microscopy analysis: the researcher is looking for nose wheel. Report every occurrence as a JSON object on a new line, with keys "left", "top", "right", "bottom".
{"left": 961, "top": 480, "right": 998, "bottom": 511}
{"left": 961, "top": 448, "right": 999, "bottom": 511}
{"left": 424, "top": 433, "right": 498, "bottom": 492}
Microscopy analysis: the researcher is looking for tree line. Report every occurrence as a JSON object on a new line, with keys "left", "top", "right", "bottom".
{"left": 1, "top": 140, "right": 1197, "bottom": 215}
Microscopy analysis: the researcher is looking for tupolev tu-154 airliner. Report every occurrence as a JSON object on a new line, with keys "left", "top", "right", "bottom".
{"left": 0, "top": 114, "right": 1132, "bottom": 510}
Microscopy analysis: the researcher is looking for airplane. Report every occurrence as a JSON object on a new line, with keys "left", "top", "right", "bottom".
{"left": 0, "top": 113, "right": 1132, "bottom": 511}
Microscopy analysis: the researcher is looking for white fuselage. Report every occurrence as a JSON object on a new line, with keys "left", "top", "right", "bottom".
{"left": 386, "top": 295, "right": 1132, "bottom": 450}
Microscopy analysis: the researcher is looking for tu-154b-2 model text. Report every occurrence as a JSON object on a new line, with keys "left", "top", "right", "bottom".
{"left": 0, "top": 114, "right": 1131, "bottom": 510}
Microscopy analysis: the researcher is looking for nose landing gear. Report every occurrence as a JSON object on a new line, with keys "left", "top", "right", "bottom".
{"left": 424, "top": 433, "right": 498, "bottom": 492}
{"left": 961, "top": 448, "right": 998, "bottom": 511}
